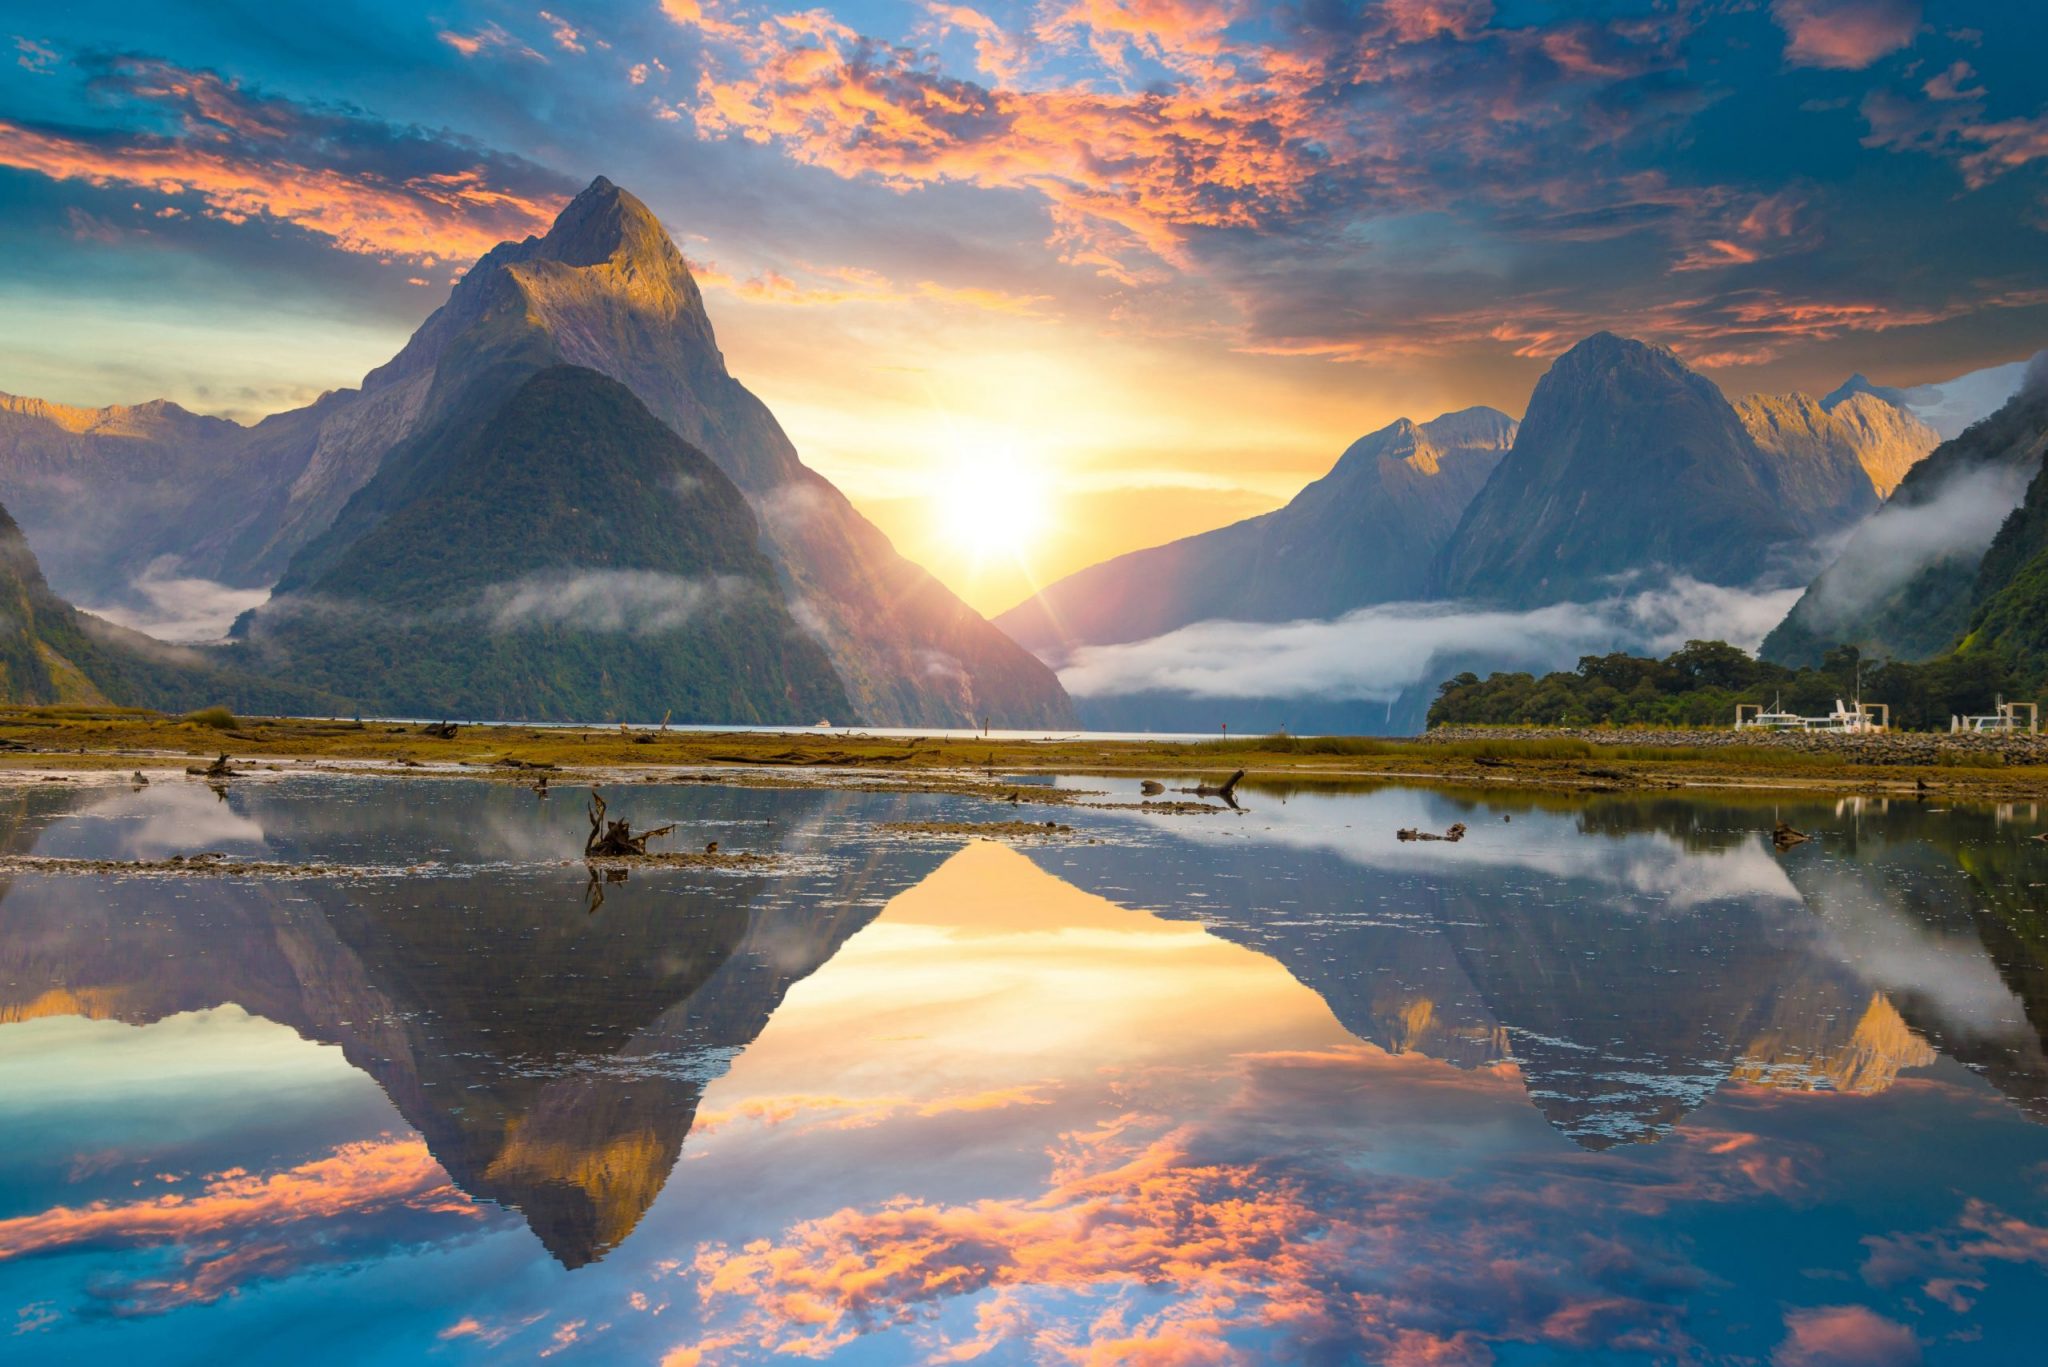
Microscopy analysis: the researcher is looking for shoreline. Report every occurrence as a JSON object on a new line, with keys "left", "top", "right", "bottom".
{"left": 3, "top": 710, "right": 2047, "bottom": 803}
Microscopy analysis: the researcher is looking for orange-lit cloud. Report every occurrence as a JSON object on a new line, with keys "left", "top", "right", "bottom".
{"left": 674, "top": 1113, "right": 1712, "bottom": 1363}
{"left": 693, "top": 1083, "right": 1053, "bottom": 1136}
{"left": 0, "top": 56, "right": 566, "bottom": 265}
{"left": 539, "top": 10, "right": 587, "bottom": 55}
{"left": 438, "top": 24, "right": 546, "bottom": 62}
{"left": 673, "top": 0, "right": 1370, "bottom": 281}
{"left": 687, "top": 257, "right": 1048, "bottom": 314}
{"left": 0, "top": 1136, "right": 481, "bottom": 1313}
{"left": 1861, "top": 82, "right": 2048, "bottom": 191}
{"left": 662, "top": 0, "right": 2020, "bottom": 375}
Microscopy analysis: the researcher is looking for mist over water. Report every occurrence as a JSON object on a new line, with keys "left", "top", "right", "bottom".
{"left": 1050, "top": 575, "right": 1802, "bottom": 732}
{"left": 77, "top": 559, "right": 270, "bottom": 643}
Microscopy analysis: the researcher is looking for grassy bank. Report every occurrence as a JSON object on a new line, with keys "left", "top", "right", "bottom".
{"left": 3, "top": 707, "right": 2048, "bottom": 801}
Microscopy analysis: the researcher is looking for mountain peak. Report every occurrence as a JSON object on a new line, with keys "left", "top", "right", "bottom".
{"left": 1821, "top": 371, "right": 1909, "bottom": 414}
{"left": 1554, "top": 331, "right": 1681, "bottom": 372}
{"left": 531, "top": 175, "right": 671, "bottom": 269}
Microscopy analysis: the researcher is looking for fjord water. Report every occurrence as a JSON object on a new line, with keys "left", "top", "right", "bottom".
{"left": 4, "top": 779, "right": 2048, "bottom": 1362}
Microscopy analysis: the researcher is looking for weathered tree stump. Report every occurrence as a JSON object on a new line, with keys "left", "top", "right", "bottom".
{"left": 584, "top": 791, "right": 676, "bottom": 857}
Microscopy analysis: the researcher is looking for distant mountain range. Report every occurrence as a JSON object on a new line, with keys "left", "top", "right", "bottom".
{"left": 1824, "top": 349, "right": 2048, "bottom": 440}
{"left": 0, "top": 179, "right": 1072, "bottom": 726}
{"left": 999, "top": 407, "right": 1515, "bottom": 655}
{"left": 1014, "top": 334, "right": 1942, "bottom": 661}
{"left": 1003, "top": 331, "right": 1952, "bottom": 732}
{"left": 0, "top": 175, "right": 2036, "bottom": 728}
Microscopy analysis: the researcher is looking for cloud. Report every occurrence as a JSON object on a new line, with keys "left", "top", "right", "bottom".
{"left": 78, "top": 557, "right": 269, "bottom": 643}
{"left": 1053, "top": 577, "right": 1801, "bottom": 703}
{"left": 1861, "top": 1197, "right": 2048, "bottom": 1315}
{"left": 0, "top": 1135, "right": 477, "bottom": 1314}
{"left": 647, "top": 0, "right": 2048, "bottom": 376}
{"left": 438, "top": 24, "right": 545, "bottom": 62}
{"left": 1790, "top": 462, "right": 2035, "bottom": 636}
{"left": 1772, "top": 1, "right": 1921, "bottom": 71}
{"left": 667, "top": 1036, "right": 1875, "bottom": 1362}
{"left": 694, "top": 1083, "right": 1053, "bottom": 1137}
{"left": 538, "top": 10, "right": 587, "bottom": 55}
{"left": 0, "top": 55, "right": 569, "bottom": 264}
{"left": 479, "top": 570, "right": 752, "bottom": 635}
{"left": 1772, "top": 1305, "right": 1920, "bottom": 1366}
{"left": 14, "top": 37, "right": 58, "bottom": 72}
{"left": 1860, "top": 78, "right": 2048, "bottom": 192}
{"left": 666, "top": 0, "right": 1746, "bottom": 296}
{"left": 687, "top": 257, "right": 1046, "bottom": 314}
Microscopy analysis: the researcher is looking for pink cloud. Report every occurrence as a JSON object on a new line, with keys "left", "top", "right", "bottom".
{"left": 1771, "top": 0, "right": 1920, "bottom": 71}
{"left": 1772, "top": 1305, "right": 1920, "bottom": 1366}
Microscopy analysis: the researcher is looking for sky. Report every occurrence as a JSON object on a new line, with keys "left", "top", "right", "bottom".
{"left": 2, "top": 1, "right": 2047, "bottom": 615}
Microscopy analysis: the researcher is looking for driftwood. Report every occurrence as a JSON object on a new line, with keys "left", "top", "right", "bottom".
{"left": 1176, "top": 769, "right": 1245, "bottom": 809}
{"left": 584, "top": 791, "right": 676, "bottom": 857}
{"left": 1772, "top": 822, "right": 1811, "bottom": 851}
{"left": 186, "top": 753, "right": 235, "bottom": 779}
{"left": 1398, "top": 822, "right": 1468, "bottom": 843}
{"left": 420, "top": 721, "right": 459, "bottom": 739}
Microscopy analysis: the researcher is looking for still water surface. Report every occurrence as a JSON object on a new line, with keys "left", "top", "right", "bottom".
{"left": 3, "top": 775, "right": 2048, "bottom": 1363}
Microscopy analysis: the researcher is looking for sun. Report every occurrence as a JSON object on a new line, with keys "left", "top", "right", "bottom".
{"left": 931, "top": 449, "right": 1050, "bottom": 565}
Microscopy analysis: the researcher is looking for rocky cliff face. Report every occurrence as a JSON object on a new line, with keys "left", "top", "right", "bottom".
{"left": 1825, "top": 350, "right": 2048, "bottom": 440}
{"left": 0, "top": 394, "right": 251, "bottom": 615}
{"left": 998, "top": 407, "right": 1514, "bottom": 655}
{"left": 1434, "top": 334, "right": 1875, "bottom": 605}
{"left": 1735, "top": 389, "right": 1939, "bottom": 501}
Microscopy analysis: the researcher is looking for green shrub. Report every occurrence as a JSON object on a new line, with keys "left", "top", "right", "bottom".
{"left": 183, "top": 705, "right": 238, "bottom": 730}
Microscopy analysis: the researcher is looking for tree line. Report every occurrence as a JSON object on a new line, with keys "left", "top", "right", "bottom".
{"left": 1428, "top": 640, "right": 2026, "bottom": 731}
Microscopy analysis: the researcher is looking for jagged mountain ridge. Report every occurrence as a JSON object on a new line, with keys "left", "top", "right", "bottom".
{"left": 0, "top": 177, "right": 1072, "bottom": 726}
{"left": 1825, "top": 349, "right": 2048, "bottom": 440}
{"left": 241, "top": 366, "right": 850, "bottom": 723}
{"left": 1734, "top": 389, "right": 1939, "bottom": 500}
{"left": 1433, "top": 333, "right": 1881, "bottom": 605}
{"left": 997, "top": 407, "right": 1515, "bottom": 655}
{"left": 356, "top": 176, "right": 1069, "bottom": 726}
{"left": 1762, "top": 373, "right": 2048, "bottom": 667}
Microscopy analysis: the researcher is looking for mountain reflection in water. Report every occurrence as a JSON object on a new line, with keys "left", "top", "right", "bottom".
{"left": 2, "top": 777, "right": 2047, "bottom": 1362}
